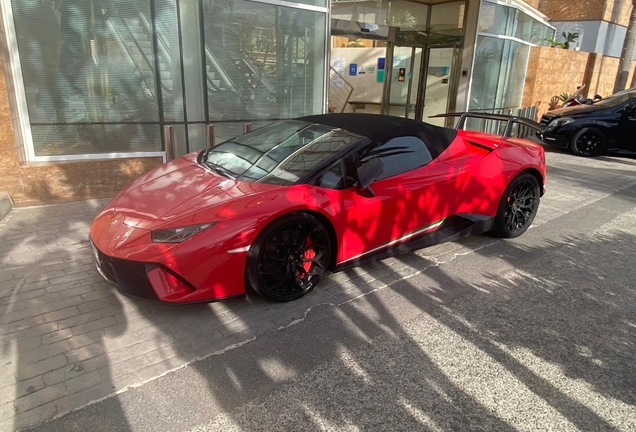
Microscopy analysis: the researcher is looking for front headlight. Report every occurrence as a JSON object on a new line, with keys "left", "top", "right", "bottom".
{"left": 548, "top": 117, "right": 574, "bottom": 128}
{"left": 151, "top": 222, "right": 216, "bottom": 243}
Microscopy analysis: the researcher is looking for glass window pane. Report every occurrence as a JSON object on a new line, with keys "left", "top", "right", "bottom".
{"left": 314, "top": 162, "right": 344, "bottom": 189}
{"left": 203, "top": 0, "right": 325, "bottom": 122}
{"left": 362, "top": 136, "right": 432, "bottom": 181}
{"left": 388, "top": 4, "right": 429, "bottom": 30}
{"left": 153, "top": 0, "right": 184, "bottom": 122}
{"left": 430, "top": 1, "right": 466, "bottom": 34}
{"left": 532, "top": 21, "right": 554, "bottom": 45}
{"left": 478, "top": 1, "right": 510, "bottom": 35}
{"left": 469, "top": 36, "right": 504, "bottom": 111}
{"left": 12, "top": 0, "right": 160, "bottom": 124}
{"left": 332, "top": 0, "right": 428, "bottom": 30}
{"left": 205, "top": 120, "right": 362, "bottom": 185}
{"left": 501, "top": 41, "right": 529, "bottom": 109}
{"left": 469, "top": 36, "right": 529, "bottom": 112}
{"left": 31, "top": 124, "right": 160, "bottom": 156}
{"left": 11, "top": 0, "right": 161, "bottom": 156}
{"left": 515, "top": 11, "right": 533, "bottom": 42}
{"left": 180, "top": 0, "right": 206, "bottom": 123}
{"left": 515, "top": 12, "right": 553, "bottom": 45}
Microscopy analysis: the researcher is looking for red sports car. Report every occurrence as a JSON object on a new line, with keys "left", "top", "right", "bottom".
{"left": 90, "top": 114, "right": 546, "bottom": 303}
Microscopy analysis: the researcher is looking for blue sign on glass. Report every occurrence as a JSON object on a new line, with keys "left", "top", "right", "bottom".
{"left": 378, "top": 57, "right": 386, "bottom": 70}
{"left": 349, "top": 63, "right": 358, "bottom": 76}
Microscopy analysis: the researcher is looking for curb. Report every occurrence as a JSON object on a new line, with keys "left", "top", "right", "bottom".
{"left": 0, "top": 192, "right": 13, "bottom": 221}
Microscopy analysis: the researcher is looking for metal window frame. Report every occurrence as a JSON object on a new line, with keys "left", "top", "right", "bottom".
{"left": 1, "top": 0, "right": 35, "bottom": 162}
{"left": 248, "top": 0, "right": 328, "bottom": 13}
{"left": 481, "top": 0, "right": 554, "bottom": 32}
{"left": 467, "top": 32, "right": 532, "bottom": 113}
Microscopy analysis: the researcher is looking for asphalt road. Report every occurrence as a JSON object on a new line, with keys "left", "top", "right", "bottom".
{"left": 28, "top": 152, "right": 636, "bottom": 432}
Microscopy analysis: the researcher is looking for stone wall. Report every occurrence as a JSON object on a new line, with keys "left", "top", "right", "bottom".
{"left": 522, "top": 46, "right": 636, "bottom": 118}
{"left": 537, "top": 0, "right": 605, "bottom": 22}
{"left": 537, "top": 0, "right": 632, "bottom": 26}
{"left": 523, "top": 0, "right": 541, "bottom": 9}
{"left": 603, "top": 0, "right": 634, "bottom": 27}
{"left": 522, "top": 47, "right": 589, "bottom": 117}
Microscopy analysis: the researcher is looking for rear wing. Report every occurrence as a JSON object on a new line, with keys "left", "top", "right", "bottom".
{"left": 430, "top": 112, "right": 545, "bottom": 139}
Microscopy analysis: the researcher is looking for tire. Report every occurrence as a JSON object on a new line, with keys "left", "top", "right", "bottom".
{"left": 246, "top": 213, "right": 332, "bottom": 302}
{"left": 490, "top": 173, "right": 540, "bottom": 239}
{"left": 570, "top": 127, "right": 607, "bottom": 157}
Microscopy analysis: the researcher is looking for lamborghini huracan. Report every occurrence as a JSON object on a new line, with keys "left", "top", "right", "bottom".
{"left": 90, "top": 114, "right": 546, "bottom": 303}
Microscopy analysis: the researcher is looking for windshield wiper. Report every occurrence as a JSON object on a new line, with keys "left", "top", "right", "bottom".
{"left": 202, "top": 152, "right": 236, "bottom": 179}
{"left": 207, "top": 162, "right": 236, "bottom": 180}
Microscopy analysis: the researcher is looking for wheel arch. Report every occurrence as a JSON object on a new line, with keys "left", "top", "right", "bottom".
{"left": 250, "top": 208, "right": 339, "bottom": 271}
{"left": 298, "top": 209, "right": 339, "bottom": 270}
{"left": 519, "top": 167, "right": 544, "bottom": 196}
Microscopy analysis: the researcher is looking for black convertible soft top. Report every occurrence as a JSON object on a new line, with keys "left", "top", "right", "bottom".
{"left": 299, "top": 113, "right": 458, "bottom": 159}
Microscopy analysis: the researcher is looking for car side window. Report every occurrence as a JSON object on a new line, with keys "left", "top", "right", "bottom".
{"left": 313, "top": 162, "right": 345, "bottom": 190}
{"left": 357, "top": 136, "right": 433, "bottom": 181}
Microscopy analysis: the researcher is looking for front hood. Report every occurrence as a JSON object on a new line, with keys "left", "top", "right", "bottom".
{"left": 546, "top": 104, "right": 603, "bottom": 117}
{"left": 109, "top": 152, "right": 283, "bottom": 229}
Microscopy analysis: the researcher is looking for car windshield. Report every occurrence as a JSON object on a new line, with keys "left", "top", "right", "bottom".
{"left": 594, "top": 89, "right": 636, "bottom": 108}
{"left": 203, "top": 121, "right": 364, "bottom": 185}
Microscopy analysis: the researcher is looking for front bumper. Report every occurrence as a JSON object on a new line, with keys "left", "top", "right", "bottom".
{"left": 90, "top": 236, "right": 247, "bottom": 303}
{"left": 90, "top": 238, "right": 204, "bottom": 301}
{"left": 537, "top": 131, "right": 570, "bottom": 148}
{"left": 91, "top": 238, "right": 161, "bottom": 300}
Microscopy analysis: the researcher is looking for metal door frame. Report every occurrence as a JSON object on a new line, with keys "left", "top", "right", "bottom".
{"left": 382, "top": 42, "right": 461, "bottom": 122}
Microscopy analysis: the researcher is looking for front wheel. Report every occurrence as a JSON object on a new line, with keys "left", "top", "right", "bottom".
{"left": 491, "top": 173, "right": 540, "bottom": 239}
{"left": 570, "top": 127, "right": 607, "bottom": 157}
{"left": 246, "top": 213, "right": 332, "bottom": 302}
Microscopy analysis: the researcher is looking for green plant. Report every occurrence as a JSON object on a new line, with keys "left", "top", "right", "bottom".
{"left": 544, "top": 38, "right": 565, "bottom": 48}
{"left": 558, "top": 93, "right": 572, "bottom": 102}
{"left": 346, "top": 39, "right": 366, "bottom": 47}
{"left": 549, "top": 96, "right": 561, "bottom": 110}
{"left": 389, "top": 10, "right": 417, "bottom": 28}
{"left": 562, "top": 32, "right": 580, "bottom": 49}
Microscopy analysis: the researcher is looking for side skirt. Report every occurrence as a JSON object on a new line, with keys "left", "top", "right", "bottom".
{"left": 332, "top": 214, "right": 495, "bottom": 273}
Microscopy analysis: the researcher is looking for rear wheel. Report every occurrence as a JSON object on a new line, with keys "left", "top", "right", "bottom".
{"left": 570, "top": 127, "right": 607, "bottom": 157}
{"left": 246, "top": 213, "right": 331, "bottom": 302}
{"left": 491, "top": 173, "right": 540, "bottom": 238}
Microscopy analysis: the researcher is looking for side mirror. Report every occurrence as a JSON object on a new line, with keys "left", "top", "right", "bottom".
{"left": 356, "top": 158, "right": 384, "bottom": 195}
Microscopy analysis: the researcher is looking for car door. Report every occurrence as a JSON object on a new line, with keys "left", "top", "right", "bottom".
{"left": 338, "top": 136, "right": 458, "bottom": 264}
{"left": 617, "top": 101, "right": 636, "bottom": 151}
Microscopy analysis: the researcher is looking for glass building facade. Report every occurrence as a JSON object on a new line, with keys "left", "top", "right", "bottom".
{"left": 469, "top": 0, "right": 554, "bottom": 113}
{"left": 9, "top": 0, "right": 327, "bottom": 160}
{"left": 4, "top": 0, "right": 551, "bottom": 163}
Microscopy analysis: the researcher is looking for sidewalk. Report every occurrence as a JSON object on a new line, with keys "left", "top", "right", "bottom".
{"left": 1, "top": 150, "right": 636, "bottom": 431}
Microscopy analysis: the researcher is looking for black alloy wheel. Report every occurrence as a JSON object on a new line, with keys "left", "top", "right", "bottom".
{"left": 491, "top": 173, "right": 540, "bottom": 239}
{"left": 247, "top": 213, "right": 331, "bottom": 302}
{"left": 570, "top": 127, "right": 607, "bottom": 157}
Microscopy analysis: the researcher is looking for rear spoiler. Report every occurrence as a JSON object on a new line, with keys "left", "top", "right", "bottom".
{"left": 430, "top": 112, "right": 545, "bottom": 138}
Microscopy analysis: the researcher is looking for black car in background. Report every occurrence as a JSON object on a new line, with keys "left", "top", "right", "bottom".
{"left": 538, "top": 88, "right": 636, "bottom": 157}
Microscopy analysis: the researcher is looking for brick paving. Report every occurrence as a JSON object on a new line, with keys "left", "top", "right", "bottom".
{"left": 1, "top": 150, "right": 636, "bottom": 430}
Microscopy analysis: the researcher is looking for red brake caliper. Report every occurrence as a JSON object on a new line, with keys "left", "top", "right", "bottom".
{"left": 301, "top": 236, "right": 315, "bottom": 275}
